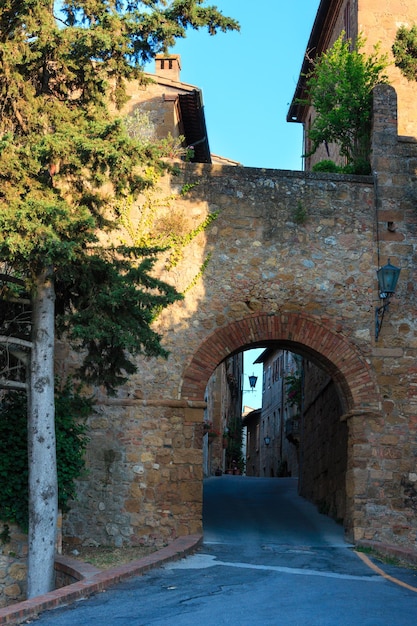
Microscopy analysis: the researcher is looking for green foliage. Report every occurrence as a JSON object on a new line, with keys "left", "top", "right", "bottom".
{"left": 55, "top": 249, "right": 181, "bottom": 392}
{"left": 118, "top": 185, "right": 218, "bottom": 278}
{"left": 285, "top": 373, "right": 302, "bottom": 415}
{"left": 0, "top": 524, "right": 10, "bottom": 545}
{"left": 312, "top": 159, "right": 341, "bottom": 173}
{"left": 0, "top": 394, "right": 28, "bottom": 528}
{"left": 54, "top": 380, "right": 92, "bottom": 511}
{"left": 124, "top": 109, "right": 194, "bottom": 160}
{"left": 183, "top": 252, "right": 212, "bottom": 293}
{"left": 0, "top": 1, "right": 238, "bottom": 393}
{"left": 312, "top": 158, "right": 371, "bottom": 175}
{"left": 124, "top": 109, "right": 158, "bottom": 145}
{"left": 180, "top": 182, "right": 200, "bottom": 196}
{"left": 226, "top": 415, "right": 245, "bottom": 473}
{"left": 392, "top": 24, "right": 417, "bottom": 82}
{"left": 301, "top": 33, "right": 389, "bottom": 174}
{"left": 0, "top": 382, "right": 91, "bottom": 529}
{"left": 293, "top": 201, "right": 308, "bottom": 224}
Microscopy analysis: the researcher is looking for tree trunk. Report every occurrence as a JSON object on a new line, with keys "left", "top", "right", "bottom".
{"left": 27, "top": 268, "right": 58, "bottom": 598}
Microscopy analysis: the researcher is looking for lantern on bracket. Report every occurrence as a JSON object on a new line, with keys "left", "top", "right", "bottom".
{"left": 248, "top": 374, "right": 258, "bottom": 391}
{"left": 375, "top": 259, "right": 401, "bottom": 341}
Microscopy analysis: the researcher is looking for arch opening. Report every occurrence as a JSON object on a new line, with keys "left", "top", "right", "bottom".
{"left": 203, "top": 345, "right": 348, "bottom": 523}
{"left": 181, "top": 312, "right": 380, "bottom": 539}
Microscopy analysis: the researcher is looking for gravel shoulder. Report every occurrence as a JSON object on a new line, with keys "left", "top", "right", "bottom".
{"left": 62, "top": 544, "right": 159, "bottom": 569}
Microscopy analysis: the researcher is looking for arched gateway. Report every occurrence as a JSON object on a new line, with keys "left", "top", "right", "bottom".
{"left": 180, "top": 311, "right": 381, "bottom": 541}
{"left": 64, "top": 88, "right": 417, "bottom": 559}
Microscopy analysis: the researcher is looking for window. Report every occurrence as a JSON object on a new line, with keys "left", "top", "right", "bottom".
{"left": 272, "top": 358, "right": 280, "bottom": 383}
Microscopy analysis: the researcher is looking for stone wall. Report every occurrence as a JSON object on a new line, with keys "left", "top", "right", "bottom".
{"left": 301, "top": 362, "right": 347, "bottom": 522}
{"left": 63, "top": 163, "right": 378, "bottom": 547}
{"left": 62, "top": 84, "right": 417, "bottom": 559}
{"left": 0, "top": 524, "right": 27, "bottom": 607}
{"left": 346, "top": 84, "right": 417, "bottom": 550}
{"left": 0, "top": 515, "right": 64, "bottom": 606}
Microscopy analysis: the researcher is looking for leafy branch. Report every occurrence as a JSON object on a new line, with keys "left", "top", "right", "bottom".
{"left": 393, "top": 24, "right": 417, "bottom": 82}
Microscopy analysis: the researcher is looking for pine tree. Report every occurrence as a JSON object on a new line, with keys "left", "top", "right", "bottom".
{"left": 0, "top": 0, "right": 238, "bottom": 598}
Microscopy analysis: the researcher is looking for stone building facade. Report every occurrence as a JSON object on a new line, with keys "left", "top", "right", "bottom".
{"left": 243, "top": 345, "right": 346, "bottom": 526}
{"left": 122, "top": 53, "right": 212, "bottom": 164}
{"left": 243, "top": 407, "right": 261, "bottom": 477}
{"left": 61, "top": 84, "right": 417, "bottom": 562}
{"left": 244, "top": 349, "right": 300, "bottom": 479}
{"left": 203, "top": 353, "right": 243, "bottom": 477}
{"left": 288, "top": 0, "right": 417, "bottom": 169}
{"left": 120, "top": 53, "right": 239, "bottom": 166}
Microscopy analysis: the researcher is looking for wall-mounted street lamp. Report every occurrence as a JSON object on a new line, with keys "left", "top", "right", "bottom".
{"left": 264, "top": 436, "right": 271, "bottom": 446}
{"left": 375, "top": 259, "right": 401, "bottom": 341}
{"left": 247, "top": 374, "right": 258, "bottom": 392}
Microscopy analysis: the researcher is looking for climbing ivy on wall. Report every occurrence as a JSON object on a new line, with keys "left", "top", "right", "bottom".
{"left": 285, "top": 373, "right": 302, "bottom": 416}
{"left": 225, "top": 415, "right": 245, "bottom": 474}
{"left": 119, "top": 185, "right": 218, "bottom": 284}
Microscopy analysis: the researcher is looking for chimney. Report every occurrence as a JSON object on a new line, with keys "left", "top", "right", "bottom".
{"left": 155, "top": 54, "right": 181, "bottom": 82}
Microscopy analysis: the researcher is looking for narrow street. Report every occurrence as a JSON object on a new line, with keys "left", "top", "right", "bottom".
{"left": 34, "top": 477, "right": 417, "bottom": 625}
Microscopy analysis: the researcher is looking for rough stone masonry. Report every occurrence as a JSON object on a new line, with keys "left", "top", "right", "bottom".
{"left": 61, "top": 85, "right": 417, "bottom": 559}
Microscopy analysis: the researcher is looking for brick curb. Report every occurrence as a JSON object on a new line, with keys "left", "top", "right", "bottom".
{"left": 0, "top": 534, "right": 203, "bottom": 625}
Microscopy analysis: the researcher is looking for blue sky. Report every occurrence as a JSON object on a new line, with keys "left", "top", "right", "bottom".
{"left": 159, "top": 0, "right": 321, "bottom": 170}
{"left": 242, "top": 349, "right": 263, "bottom": 412}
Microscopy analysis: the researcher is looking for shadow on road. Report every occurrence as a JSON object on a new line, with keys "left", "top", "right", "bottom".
{"left": 203, "top": 475, "right": 347, "bottom": 548}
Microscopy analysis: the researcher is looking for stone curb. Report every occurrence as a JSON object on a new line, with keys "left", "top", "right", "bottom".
{"left": 0, "top": 534, "right": 203, "bottom": 625}
{"left": 356, "top": 539, "right": 417, "bottom": 566}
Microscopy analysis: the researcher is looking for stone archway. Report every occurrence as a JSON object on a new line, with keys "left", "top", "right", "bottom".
{"left": 180, "top": 311, "right": 382, "bottom": 541}
{"left": 181, "top": 311, "right": 379, "bottom": 412}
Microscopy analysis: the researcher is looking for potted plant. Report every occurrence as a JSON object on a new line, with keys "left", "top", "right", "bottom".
{"left": 203, "top": 421, "right": 220, "bottom": 440}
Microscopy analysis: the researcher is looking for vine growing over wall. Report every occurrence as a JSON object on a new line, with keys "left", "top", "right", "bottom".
{"left": 285, "top": 373, "right": 302, "bottom": 416}
{"left": 119, "top": 184, "right": 217, "bottom": 284}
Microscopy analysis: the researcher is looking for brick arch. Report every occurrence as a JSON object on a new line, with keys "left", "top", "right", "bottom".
{"left": 180, "top": 312, "right": 379, "bottom": 414}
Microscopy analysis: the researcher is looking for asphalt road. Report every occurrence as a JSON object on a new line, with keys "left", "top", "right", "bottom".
{"left": 35, "top": 476, "right": 417, "bottom": 625}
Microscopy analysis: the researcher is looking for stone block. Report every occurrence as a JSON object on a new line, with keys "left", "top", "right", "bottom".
{"left": 8, "top": 563, "right": 27, "bottom": 581}
{"left": 178, "top": 481, "right": 202, "bottom": 504}
{"left": 4, "top": 583, "right": 21, "bottom": 598}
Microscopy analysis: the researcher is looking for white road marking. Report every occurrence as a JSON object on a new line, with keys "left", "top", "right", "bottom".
{"left": 165, "top": 553, "right": 383, "bottom": 582}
